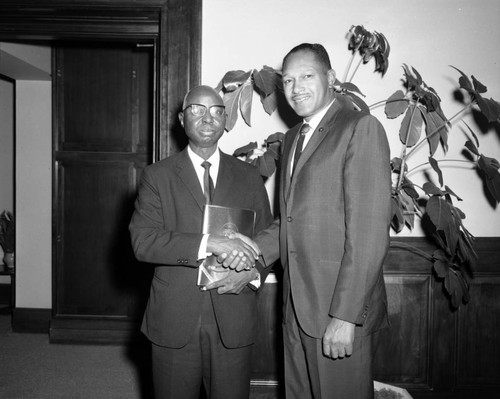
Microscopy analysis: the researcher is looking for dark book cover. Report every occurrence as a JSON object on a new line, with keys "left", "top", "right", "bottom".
{"left": 197, "top": 205, "right": 256, "bottom": 286}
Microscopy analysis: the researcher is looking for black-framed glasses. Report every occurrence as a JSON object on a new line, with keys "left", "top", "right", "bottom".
{"left": 183, "top": 104, "right": 226, "bottom": 118}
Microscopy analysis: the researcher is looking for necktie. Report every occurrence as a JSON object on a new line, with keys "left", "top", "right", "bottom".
{"left": 292, "top": 123, "right": 311, "bottom": 175}
{"left": 201, "top": 161, "right": 214, "bottom": 204}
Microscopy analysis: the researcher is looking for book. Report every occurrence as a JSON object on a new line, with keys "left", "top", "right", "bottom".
{"left": 197, "top": 204, "right": 256, "bottom": 287}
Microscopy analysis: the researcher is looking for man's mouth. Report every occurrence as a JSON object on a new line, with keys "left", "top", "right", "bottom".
{"left": 293, "top": 94, "right": 310, "bottom": 103}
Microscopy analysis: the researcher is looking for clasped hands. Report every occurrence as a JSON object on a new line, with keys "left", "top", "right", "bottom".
{"left": 207, "top": 232, "right": 261, "bottom": 272}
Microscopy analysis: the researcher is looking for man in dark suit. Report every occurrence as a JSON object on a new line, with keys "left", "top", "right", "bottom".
{"left": 223, "top": 43, "right": 392, "bottom": 398}
{"left": 129, "top": 85, "right": 273, "bottom": 399}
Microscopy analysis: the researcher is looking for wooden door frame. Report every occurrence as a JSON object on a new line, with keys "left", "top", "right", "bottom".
{"left": 0, "top": 0, "right": 202, "bottom": 160}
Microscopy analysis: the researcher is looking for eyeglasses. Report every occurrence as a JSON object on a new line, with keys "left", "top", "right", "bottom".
{"left": 183, "top": 104, "right": 226, "bottom": 118}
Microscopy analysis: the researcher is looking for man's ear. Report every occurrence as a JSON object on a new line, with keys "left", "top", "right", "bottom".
{"left": 327, "top": 69, "right": 337, "bottom": 88}
{"left": 178, "top": 112, "right": 184, "bottom": 127}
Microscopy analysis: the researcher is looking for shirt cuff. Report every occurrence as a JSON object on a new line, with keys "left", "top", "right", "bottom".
{"left": 198, "top": 234, "right": 211, "bottom": 260}
{"left": 249, "top": 270, "right": 261, "bottom": 289}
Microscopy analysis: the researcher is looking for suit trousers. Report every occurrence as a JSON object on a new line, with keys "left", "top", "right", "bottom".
{"left": 151, "top": 292, "right": 252, "bottom": 399}
{"left": 283, "top": 296, "right": 375, "bottom": 399}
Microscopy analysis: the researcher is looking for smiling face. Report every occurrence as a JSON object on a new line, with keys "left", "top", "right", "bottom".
{"left": 179, "top": 85, "right": 226, "bottom": 159}
{"left": 282, "top": 49, "right": 336, "bottom": 121}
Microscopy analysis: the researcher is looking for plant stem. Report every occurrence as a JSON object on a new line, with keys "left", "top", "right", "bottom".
{"left": 389, "top": 241, "right": 434, "bottom": 262}
{"left": 397, "top": 101, "right": 420, "bottom": 191}
{"left": 342, "top": 41, "right": 363, "bottom": 83}
{"left": 348, "top": 58, "right": 364, "bottom": 83}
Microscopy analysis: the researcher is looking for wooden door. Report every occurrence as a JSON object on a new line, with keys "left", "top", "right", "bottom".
{"left": 51, "top": 42, "right": 154, "bottom": 342}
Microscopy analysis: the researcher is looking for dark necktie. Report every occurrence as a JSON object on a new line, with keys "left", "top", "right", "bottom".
{"left": 292, "top": 123, "right": 311, "bottom": 175}
{"left": 201, "top": 161, "right": 214, "bottom": 204}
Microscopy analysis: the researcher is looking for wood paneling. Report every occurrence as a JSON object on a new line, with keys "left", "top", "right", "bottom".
{"left": 457, "top": 276, "right": 500, "bottom": 388}
{"left": 374, "top": 276, "right": 431, "bottom": 386}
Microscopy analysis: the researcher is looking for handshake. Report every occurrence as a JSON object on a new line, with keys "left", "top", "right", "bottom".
{"left": 207, "top": 233, "right": 261, "bottom": 272}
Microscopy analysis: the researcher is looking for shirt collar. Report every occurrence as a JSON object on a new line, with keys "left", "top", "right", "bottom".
{"left": 303, "top": 98, "right": 336, "bottom": 131}
{"left": 187, "top": 146, "right": 220, "bottom": 167}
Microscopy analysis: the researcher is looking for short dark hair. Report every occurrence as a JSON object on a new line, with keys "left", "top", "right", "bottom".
{"left": 282, "top": 43, "right": 332, "bottom": 72}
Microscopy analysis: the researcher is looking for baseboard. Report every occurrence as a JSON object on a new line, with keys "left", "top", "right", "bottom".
{"left": 12, "top": 307, "right": 52, "bottom": 333}
{"left": 49, "top": 317, "right": 144, "bottom": 344}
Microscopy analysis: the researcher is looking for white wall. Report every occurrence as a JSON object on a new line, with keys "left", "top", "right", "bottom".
{"left": 15, "top": 81, "right": 52, "bottom": 308}
{"left": 202, "top": 0, "right": 500, "bottom": 237}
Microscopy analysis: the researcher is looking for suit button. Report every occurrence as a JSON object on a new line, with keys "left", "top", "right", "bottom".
{"left": 287, "top": 216, "right": 292, "bottom": 222}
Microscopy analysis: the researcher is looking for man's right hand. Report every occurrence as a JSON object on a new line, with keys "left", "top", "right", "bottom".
{"left": 207, "top": 235, "right": 259, "bottom": 271}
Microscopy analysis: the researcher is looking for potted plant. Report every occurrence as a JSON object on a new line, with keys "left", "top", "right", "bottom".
{"left": 215, "top": 25, "right": 500, "bottom": 309}
{"left": 0, "top": 210, "right": 15, "bottom": 269}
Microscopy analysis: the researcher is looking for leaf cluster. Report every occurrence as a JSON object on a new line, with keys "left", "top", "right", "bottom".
{"left": 215, "top": 66, "right": 282, "bottom": 131}
{"left": 347, "top": 24, "right": 390, "bottom": 77}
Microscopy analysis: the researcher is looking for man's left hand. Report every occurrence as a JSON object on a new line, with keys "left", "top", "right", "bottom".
{"left": 322, "top": 318, "right": 355, "bottom": 359}
{"left": 203, "top": 268, "right": 258, "bottom": 294}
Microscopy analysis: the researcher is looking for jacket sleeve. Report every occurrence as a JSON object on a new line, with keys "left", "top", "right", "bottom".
{"left": 129, "top": 166, "right": 203, "bottom": 267}
{"left": 330, "top": 114, "right": 392, "bottom": 324}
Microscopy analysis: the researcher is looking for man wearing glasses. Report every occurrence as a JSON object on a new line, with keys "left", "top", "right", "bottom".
{"left": 129, "top": 85, "right": 273, "bottom": 399}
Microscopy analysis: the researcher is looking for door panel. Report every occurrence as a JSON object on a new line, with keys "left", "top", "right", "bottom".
{"left": 54, "top": 42, "right": 153, "bottom": 325}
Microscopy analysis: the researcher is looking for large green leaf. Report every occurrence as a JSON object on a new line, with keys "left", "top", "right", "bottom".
{"left": 261, "top": 91, "right": 279, "bottom": 115}
{"left": 464, "top": 140, "right": 479, "bottom": 156}
{"left": 239, "top": 83, "right": 253, "bottom": 127}
{"left": 471, "top": 75, "right": 487, "bottom": 94}
{"left": 423, "top": 181, "right": 444, "bottom": 196}
{"left": 385, "top": 90, "right": 408, "bottom": 119}
{"left": 391, "top": 196, "right": 406, "bottom": 233}
{"left": 426, "top": 196, "right": 454, "bottom": 230}
{"left": 429, "top": 156, "right": 443, "bottom": 186}
{"left": 421, "top": 110, "right": 449, "bottom": 155}
{"left": 478, "top": 154, "right": 500, "bottom": 203}
{"left": 253, "top": 66, "right": 280, "bottom": 97}
{"left": 233, "top": 141, "right": 258, "bottom": 157}
{"left": 402, "top": 176, "right": 419, "bottom": 199}
{"left": 257, "top": 152, "right": 277, "bottom": 178}
{"left": 476, "top": 96, "right": 500, "bottom": 122}
{"left": 219, "top": 70, "right": 251, "bottom": 92}
{"left": 399, "top": 104, "right": 424, "bottom": 147}
{"left": 223, "top": 87, "right": 243, "bottom": 131}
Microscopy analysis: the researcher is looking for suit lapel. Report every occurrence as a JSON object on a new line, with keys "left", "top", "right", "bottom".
{"left": 284, "top": 98, "right": 344, "bottom": 201}
{"left": 175, "top": 148, "right": 206, "bottom": 211}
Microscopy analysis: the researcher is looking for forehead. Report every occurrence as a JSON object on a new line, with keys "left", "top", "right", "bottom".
{"left": 283, "top": 50, "right": 324, "bottom": 75}
{"left": 185, "top": 89, "right": 224, "bottom": 107}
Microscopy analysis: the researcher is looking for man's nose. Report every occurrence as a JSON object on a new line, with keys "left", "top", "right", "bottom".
{"left": 292, "top": 81, "right": 303, "bottom": 93}
{"left": 201, "top": 110, "right": 214, "bottom": 123}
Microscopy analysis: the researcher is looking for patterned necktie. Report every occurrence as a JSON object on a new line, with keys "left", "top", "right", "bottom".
{"left": 201, "top": 161, "right": 214, "bottom": 204}
{"left": 292, "top": 123, "right": 311, "bottom": 175}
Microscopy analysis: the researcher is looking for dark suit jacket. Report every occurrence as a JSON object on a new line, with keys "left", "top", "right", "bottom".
{"left": 129, "top": 148, "right": 273, "bottom": 349}
{"left": 256, "top": 95, "right": 392, "bottom": 339}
